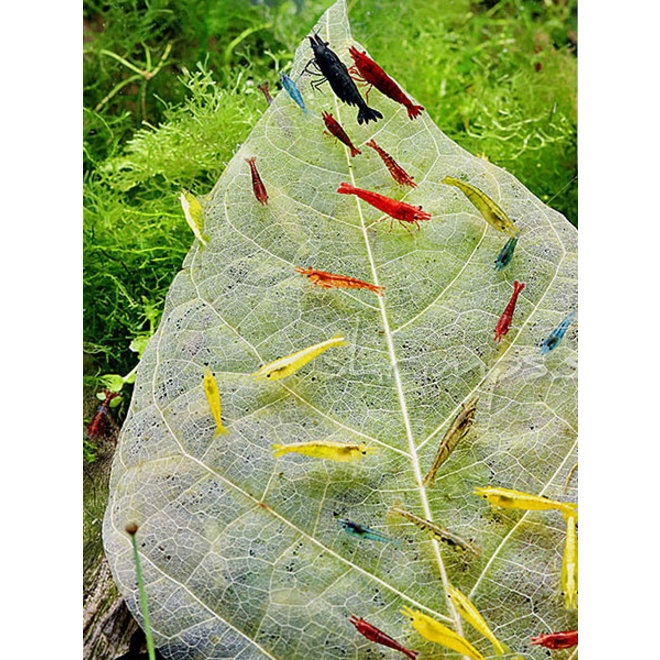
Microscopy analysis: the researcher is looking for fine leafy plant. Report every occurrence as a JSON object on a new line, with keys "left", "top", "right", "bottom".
{"left": 103, "top": 2, "right": 577, "bottom": 658}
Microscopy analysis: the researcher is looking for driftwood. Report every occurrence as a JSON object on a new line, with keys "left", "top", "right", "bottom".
{"left": 83, "top": 383, "right": 161, "bottom": 660}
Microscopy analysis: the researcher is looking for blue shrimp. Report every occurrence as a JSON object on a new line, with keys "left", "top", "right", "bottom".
{"left": 540, "top": 311, "right": 576, "bottom": 355}
{"left": 280, "top": 73, "right": 309, "bottom": 114}
{"left": 338, "top": 519, "right": 398, "bottom": 544}
{"left": 494, "top": 236, "right": 518, "bottom": 270}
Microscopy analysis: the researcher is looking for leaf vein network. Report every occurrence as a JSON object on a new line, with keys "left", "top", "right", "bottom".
{"left": 320, "top": 13, "right": 465, "bottom": 637}
{"left": 139, "top": 266, "right": 449, "bottom": 622}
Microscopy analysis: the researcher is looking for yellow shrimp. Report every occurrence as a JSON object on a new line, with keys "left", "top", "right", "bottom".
{"left": 271, "top": 440, "right": 376, "bottom": 461}
{"left": 253, "top": 333, "right": 347, "bottom": 381}
{"left": 562, "top": 512, "right": 578, "bottom": 611}
{"left": 474, "top": 486, "right": 577, "bottom": 518}
{"left": 447, "top": 585, "right": 507, "bottom": 656}
{"left": 400, "top": 606, "right": 485, "bottom": 660}
{"left": 441, "top": 176, "right": 519, "bottom": 237}
{"left": 203, "top": 366, "right": 228, "bottom": 437}
{"left": 179, "top": 190, "right": 209, "bottom": 247}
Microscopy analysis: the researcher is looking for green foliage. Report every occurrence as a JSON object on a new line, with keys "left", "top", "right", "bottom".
{"left": 83, "top": 0, "right": 576, "bottom": 454}
{"left": 348, "top": 0, "right": 577, "bottom": 223}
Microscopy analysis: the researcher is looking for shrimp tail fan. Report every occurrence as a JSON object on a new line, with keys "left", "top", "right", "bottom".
{"left": 406, "top": 103, "right": 424, "bottom": 120}
{"left": 337, "top": 182, "right": 356, "bottom": 194}
{"left": 357, "top": 105, "right": 383, "bottom": 125}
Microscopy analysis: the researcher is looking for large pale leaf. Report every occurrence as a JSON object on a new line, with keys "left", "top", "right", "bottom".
{"left": 103, "top": 2, "right": 578, "bottom": 658}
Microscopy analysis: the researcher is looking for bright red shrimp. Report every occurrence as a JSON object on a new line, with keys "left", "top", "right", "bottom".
{"left": 245, "top": 156, "right": 269, "bottom": 205}
{"left": 494, "top": 281, "right": 525, "bottom": 343}
{"left": 349, "top": 615, "right": 419, "bottom": 660}
{"left": 86, "top": 390, "right": 119, "bottom": 440}
{"left": 365, "top": 139, "right": 416, "bottom": 188}
{"left": 348, "top": 46, "right": 424, "bottom": 120}
{"left": 295, "top": 266, "right": 384, "bottom": 296}
{"left": 531, "top": 629, "right": 578, "bottom": 650}
{"left": 322, "top": 111, "right": 361, "bottom": 157}
{"left": 336, "top": 182, "right": 431, "bottom": 230}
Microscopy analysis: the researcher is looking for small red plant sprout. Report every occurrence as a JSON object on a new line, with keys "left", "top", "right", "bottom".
{"left": 365, "top": 140, "right": 416, "bottom": 187}
{"left": 245, "top": 156, "right": 269, "bottom": 205}
{"left": 531, "top": 629, "right": 578, "bottom": 650}
{"left": 349, "top": 615, "right": 419, "bottom": 660}
{"left": 86, "top": 390, "right": 119, "bottom": 440}
{"left": 494, "top": 281, "right": 525, "bottom": 343}
{"left": 295, "top": 266, "right": 384, "bottom": 296}
{"left": 336, "top": 182, "right": 431, "bottom": 230}
{"left": 321, "top": 111, "right": 361, "bottom": 157}
{"left": 347, "top": 46, "right": 424, "bottom": 119}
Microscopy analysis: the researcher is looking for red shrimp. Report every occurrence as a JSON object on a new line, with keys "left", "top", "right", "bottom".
{"left": 86, "top": 390, "right": 119, "bottom": 440}
{"left": 257, "top": 81, "right": 273, "bottom": 106}
{"left": 336, "top": 182, "right": 431, "bottom": 230}
{"left": 245, "top": 157, "right": 268, "bottom": 205}
{"left": 531, "top": 629, "right": 578, "bottom": 650}
{"left": 295, "top": 266, "right": 384, "bottom": 296}
{"left": 494, "top": 281, "right": 525, "bottom": 343}
{"left": 349, "top": 616, "right": 419, "bottom": 660}
{"left": 365, "top": 139, "right": 416, "bottom": 188}
{"left": 348, "top": 46, "right": 424, "bottom": 120}
{"left": 322, "top": 111, "right": 361, "bottom": 157}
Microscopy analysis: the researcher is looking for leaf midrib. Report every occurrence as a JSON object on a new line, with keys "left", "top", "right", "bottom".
{"left": 319, "top": 11, "right": 468, "bottom": 641}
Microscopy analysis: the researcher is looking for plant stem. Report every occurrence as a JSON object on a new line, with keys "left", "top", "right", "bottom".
{"left": 127, "top": 524, "right": 156, "bottom": 660}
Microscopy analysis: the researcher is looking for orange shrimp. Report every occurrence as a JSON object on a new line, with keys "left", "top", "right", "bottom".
{"left": 295, "top": 266, "right": 384, "bottom": 296}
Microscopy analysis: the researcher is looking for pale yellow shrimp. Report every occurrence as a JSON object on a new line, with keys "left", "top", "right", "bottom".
{"left": 400, "top": 606, "right": 485, "bottom": 660}
{"left": 423, "top": 396, "right": 479, "bottom": 486}
{"left": 474, "top": 486, "right": 577, "bottom": 518}
{"left": 203, "top": 366, "right": 228, "bottom": 437}
{"left": 253, "top": 334, "right": 347, "bottom": 381}
{"left": 442, "top": 176, "right": 519, "bottom": 237}
{"left": 390, "top": 505, "right": 478, "bottom": 555}
{"left": 447, "top": 585, "right": 507, "bottom": 655}
{"left": 564, "top": 462, "right": 578, "bottom": 492}
{"left": 271, "top": 440, "right": 376, "bottom": 461}
{"left": 562, "top": 512, "right": 578, "bottom": 611}
{"left": 179, "top": 190, "right": 209, "bottom": 247}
